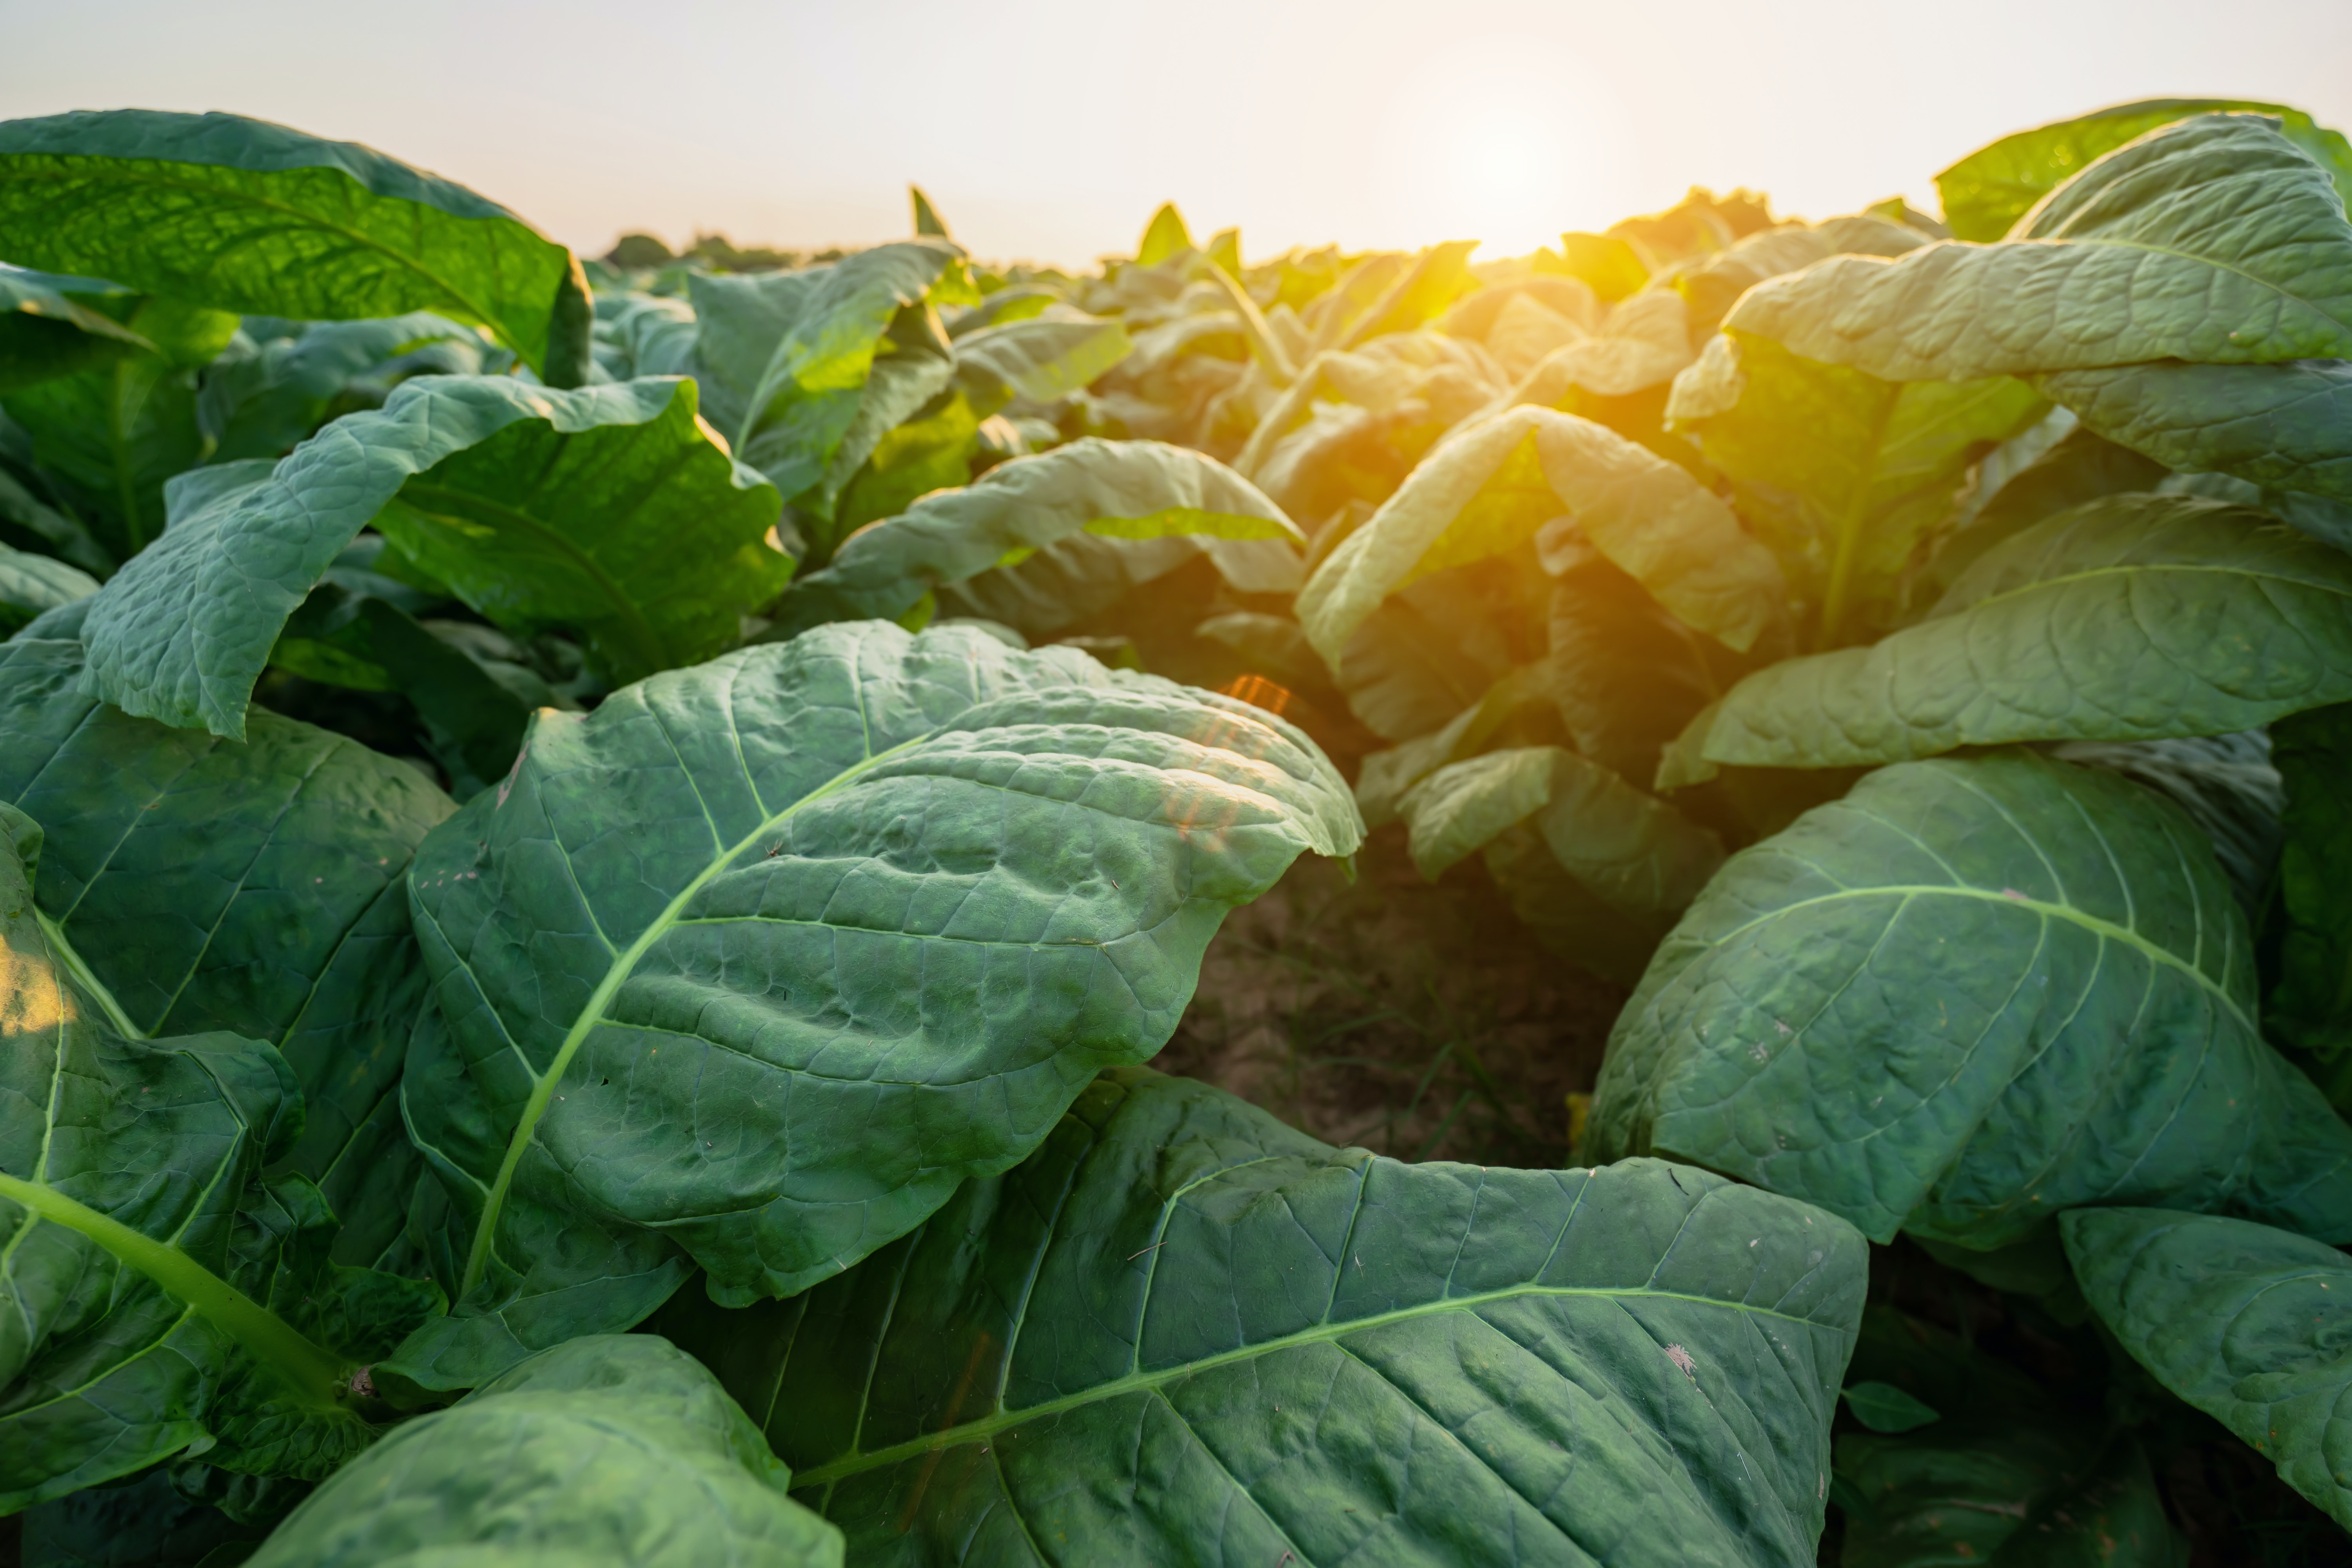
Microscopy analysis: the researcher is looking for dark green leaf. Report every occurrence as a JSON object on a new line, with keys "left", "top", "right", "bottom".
{"left": 0, "top": 541, "right": 96, "bottom": 632}
{"left": 197, "top": 312, "right": 486, "bottom": 463}
{"left": 655, "top": 1066, "right": 1866, "bottom": 1567}
{"left": 2063, "top": 1206, "right": 2352, "bottom": 1532}
{"left": 0, "top": 633, "right": 454, "bottom": 1192}
{"left": 0, "top": 269, "right": 155, "bottom": 394}
{"left": 1936, "top": 98, "right": 2352, "bottom": 243}
{"left": 2040, "top": 358, "right": 2352, "bottom": 508}
{"left": 0, "top": 110, "right": 591, "bottom": 384}
{"left": 0, "top": 296, "right": 238, "bottom": 558}
{"left": 2055, "top": 731, "right": 2281, "bottom": 919}
{"left": 1840, "top": 1380, "right": 1939, "bottom": 1434}
{"left": 0, "top": 802, "right": 436, "bottom": 1508}
{"left": 1588, "top": 750, "right": 2352, "bottom": 1247}
{"left": 78, "top": 375, "right": 787, "bottom": 738}
{"left": 1690, "top": 495, "right": 2352, "bottom": 769}
{"left": 241, "top": 1336, "right": 842, "bottom": 1566}
{"left": 387, "top": 621, "right": 1359, "bottom": 1387}
{"left": 20, "top": 1466, "right": 273, "bottom": 1566}
{"left": 2267, "top": 703, "right": 2352, "bottom": 1067}
{"left": 1731, "top": 115, "right": 2352, "bottom": 379}
{"left": 1934, "top": 422, "right": 2169, "bottom": 590}
{"left": 0, "top": 462, "right": 111, "bottom": 579}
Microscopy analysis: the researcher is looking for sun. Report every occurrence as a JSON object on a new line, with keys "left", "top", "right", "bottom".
{"left": 1371, "top": 39, "right": 1647, "bottom": 258}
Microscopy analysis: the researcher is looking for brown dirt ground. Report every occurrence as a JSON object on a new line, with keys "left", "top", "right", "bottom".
{"left": 1153, "top": 822, "right": 1628, "bottom": 1168}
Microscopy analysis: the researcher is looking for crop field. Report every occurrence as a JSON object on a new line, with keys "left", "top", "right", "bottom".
{"left": 0, "top": 95, "right": 2350, "bottom": 1565}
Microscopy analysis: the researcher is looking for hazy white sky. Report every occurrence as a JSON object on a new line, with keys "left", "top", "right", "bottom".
{"left": 7, "top": 0, "right": 2350, "bottom": 267}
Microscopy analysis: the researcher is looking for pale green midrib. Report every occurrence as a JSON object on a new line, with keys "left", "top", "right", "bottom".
{"left": 456, "top": 730, "right": 936, "bottom": 1299}
{"left": 791, "top": 1280, "right": 1836, "bottom": 1487}
{"left": 1710, "top": 882, "right": 2257, "bottom": 1038}
{"left": 0, "top": 1170, "right": 349, "bottom": 1404}
{"left": 5, "top": 164, "right": 546, "bottom": 366}
{"left": 38, "top": 909, "right": 143, "bottom": 1040}
{"left": 396, "top": 481, "right": 671, "bottom": 679}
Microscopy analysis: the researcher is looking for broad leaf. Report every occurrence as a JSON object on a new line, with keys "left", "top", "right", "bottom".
{"left": 0, "top": 295, "right": 238, "bottom": 558}
{"left": 1673, "top": 213, "right": 1928, "bottom": 336}
{"left": 1666, "top": 332, "right": 2045, "bottom": 643}
{"left": 0, "top": 110, "right": 592, "bottom": 384}
{"left": 688, "top": 241, "right": 964, "bottom": 501}
{"left": 2267, "top": 703, "right": 2352, "bottom": 1070}
{"left": 0, "top": 269, "right": 154, "bottom": 393}
{"left": 2055, "top": 731, "right": 2283, "bottom": 919}
{"left": 2062, "top": 1206, "right": 2352, "bottom": 1532}
{"left": 2041, "top": 358, "right": 2352, "bottom": 508}
{"left": 242, "top": 1336, "right": 843, "bottom": 1566}
{"left": 1840, "top": 1381, "right": 1938, "bottom": 1434}
{"left": 1936, "top": 98, "right": 2352, "bottom": 243}
{"left": 1134, "top": 202, "right": 1192, "bottom": 267}
{"left": 0, "top": 802, "right": 438, "bottom": 1509}
{"left": 78, "top": 374, "right": 788, "bottom": 738}
{"left": 1546, "top": 554, "right": 1755, "bottom": 787}
{"left": 0, "top": 633, "right": 452, "bottom": 1194}
{"left": 654, "top": 1066, "right": 1866, "bottom": 1568}
{"left": 1298, "top": 405, "right": 1784, "bottom": 669}
{"left": 1588, "top": 750, "right": 2352, "bottom": 1248}
{"left": 1685, "top": 495, "right": 2352, "bottom": 770}
{"left": 1728, "top": 115, "right": 2352, "bottom": 379}
{"left": 387, "top": 621, "right": 1359, "bottom": 1387}
{"left": 1933, "top": 421, "right": 2168, "bottom": 588}
{"left": 766, "top": 437, "right": 1299, "bottom": 638}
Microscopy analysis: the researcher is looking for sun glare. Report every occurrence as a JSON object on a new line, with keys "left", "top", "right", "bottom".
{"left": 1373, "top": 39, "right": 1646, "bottom": 260}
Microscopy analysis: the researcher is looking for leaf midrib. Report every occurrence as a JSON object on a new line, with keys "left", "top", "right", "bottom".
{"left": 454, "top": 729, "right": 934, "bottom": 1299}
{"left": 1707, "top": 882, "right": 2256, "bottom": 1038}
{"left": 396, "top": 481, "right": 671, "bottom": 678}
{"left": 791, "top": 1279, "right": 1836, "bottom": 1488}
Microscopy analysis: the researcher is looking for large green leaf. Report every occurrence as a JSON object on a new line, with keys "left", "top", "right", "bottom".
{"left": 0, "top": 269, "right": 155, "bottom": 394}
{"left": 242, "top": 1336, "right": 842, "bottom": 1566}
{"left": 387, "top": 621, "right": 1359, "bottom": 1387}
{"left": 2040, "top": 358, "right": 2352, "bottom": 507}
{"left": 1933, "top": 421, "right": 2169, "bottom": 589}
{"left": 0, "top": 110, "right": 592, "bottom": 384}
{"left": 0, "top": 294, "right": 238, "bottom": 559}
{"left": 2267, "top": 703, "right": 2352, "bottom": 1071}
{"left": 766, "top": 437, "right": 1299, "bottom": 638}
{"left": 1666, "top": 332, "right": 2045, "bottom": 643}
{"left": 1298, "top": 405, "right": 1785, "bottom": 668}
{"left": 1936, "top": 98, "right": 2352, "bottom": 243}
{"left": 1587, "top": 750, "right": 2352, "bottom": 1249}
{"left": 0, "top": 802, "right": 440, "bottom": 1509}
{"left": 688, "top": 241, "right": 964, "bottom": 502}
{"left": 1684, "top": 495, "right": 2352, "bottom": 771}
{"left": 654, "top": 1065, "right": 1866, "bottom": 1567}
{"left": 0, "top": 633, "right": 452, "bottom": 1198}
{"left": 78, "top": 374, "right": 787, "bottom": 739}
{"left": 2062, "top": 1206, "right": 2352, "bottom": 1531}
{"left": 1729, "top": 115, "right": 2352, "bottom": 379}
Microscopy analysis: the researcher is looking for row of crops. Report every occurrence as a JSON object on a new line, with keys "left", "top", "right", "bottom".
{"left": 0, "top": 96, "right": 2349, "bottom": 1564}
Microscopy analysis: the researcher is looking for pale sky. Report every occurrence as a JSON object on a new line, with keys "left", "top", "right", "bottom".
{"left": 7, "top": 0, "right": 2350, "bottom": 268}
